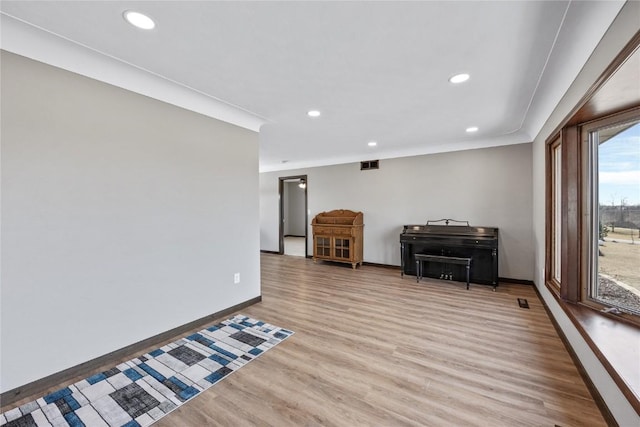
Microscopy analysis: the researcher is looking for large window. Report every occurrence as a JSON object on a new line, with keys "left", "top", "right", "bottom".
{"left": 545, "top": 32, "right": 640, "bottom": 325}
{"left": 547, "top": 107, "right": 640, "bottom": 325}
{"left": 584, "top": 117, "right": 640, "bottom": 315}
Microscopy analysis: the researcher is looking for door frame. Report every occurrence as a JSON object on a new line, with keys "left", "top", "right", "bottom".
{"left": 278, "top": 175, "right": 308, "bottom": 256}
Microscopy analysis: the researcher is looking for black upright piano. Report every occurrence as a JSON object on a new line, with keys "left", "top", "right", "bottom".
{"left": 400, "top": 220, "right": 499, "bottom": 288}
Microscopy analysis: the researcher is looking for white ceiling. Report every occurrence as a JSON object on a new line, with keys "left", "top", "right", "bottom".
{"left": 0, "top": 1, "right": 626, "bottom": 172}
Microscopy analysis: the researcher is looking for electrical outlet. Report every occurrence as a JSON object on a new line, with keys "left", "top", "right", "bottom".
{"left": 234, "top": 273, "right": 240, "bottom": 284}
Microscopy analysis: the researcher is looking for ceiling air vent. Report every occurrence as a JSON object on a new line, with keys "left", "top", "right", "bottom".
{"left": 360, "top": 160, "right": 379, "bottom": 170}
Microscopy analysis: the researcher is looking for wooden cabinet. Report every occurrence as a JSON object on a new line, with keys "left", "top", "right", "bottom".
{"left": 312, "top": 210, "right": 363, "bottom": 269}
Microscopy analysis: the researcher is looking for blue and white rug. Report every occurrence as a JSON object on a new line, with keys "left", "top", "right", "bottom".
{"left": 0, "top": 315, "right": 293, "bottom": 427}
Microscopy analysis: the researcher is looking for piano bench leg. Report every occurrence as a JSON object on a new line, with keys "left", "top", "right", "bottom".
{"left": 466, "top": 264, "right": 470, "bottom": 290}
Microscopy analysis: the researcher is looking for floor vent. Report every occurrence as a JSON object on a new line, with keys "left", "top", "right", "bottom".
{"left": 517, "top": 298, "right": 530, "bottom": 309}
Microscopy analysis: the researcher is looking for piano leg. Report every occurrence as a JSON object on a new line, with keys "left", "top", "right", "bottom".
{"left": 400, "top": 243, "right": 405, "bottom": 277}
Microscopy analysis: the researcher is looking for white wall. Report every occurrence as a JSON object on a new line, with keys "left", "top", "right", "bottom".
{"left": 261, "top": 143, "right": 533, "bottom": 280}
{"left": 285, "top": 182, "right": 306, "bottom": 236}
{"left": 283, "top": 181, "right": 291, "bottom": 235}
{"left": 0, "top": 52, "right": 261, "bottom": 392}
{"left": 531, "top": 2, "right": 640, "bottom": 424}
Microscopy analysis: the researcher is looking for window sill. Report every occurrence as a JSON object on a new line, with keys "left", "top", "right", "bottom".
{"left": 545, "top": 282, "right": 640, "bottom": 416}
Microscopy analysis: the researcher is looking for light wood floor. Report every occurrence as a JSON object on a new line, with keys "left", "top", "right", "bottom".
{"left": 156, "top": 254, "right": 606, "bottom": 426}
{"left": 2, "top": 254, "right": 606, "bottom": 425}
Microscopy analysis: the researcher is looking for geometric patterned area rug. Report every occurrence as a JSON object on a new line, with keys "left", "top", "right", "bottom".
{"left": 0, "top": 315, "right": 293, "bottom": 427}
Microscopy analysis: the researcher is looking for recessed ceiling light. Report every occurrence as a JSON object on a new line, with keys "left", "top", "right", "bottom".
{"left": 123, "top": 10, "right": 155, "bottom": 30}
{"left": 449, "top": 73, "right": 470, "bottom": 84}
{"left": 368, "top": 141, "right": 377, "bottom": 147}
{"left": 307, "top": 110, "right": 321, "bottom": 117}
{"left": 466, "top": 126, "right": 479, "bottom": 133}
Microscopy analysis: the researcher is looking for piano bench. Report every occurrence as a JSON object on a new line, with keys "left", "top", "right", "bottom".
{"left": 414, "top": 254, "right": 472, "bottom": 289}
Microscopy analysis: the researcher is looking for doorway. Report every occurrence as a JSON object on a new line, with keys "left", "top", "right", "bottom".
{"left": 279, "top": 175, "right": 308, "bottom": 257}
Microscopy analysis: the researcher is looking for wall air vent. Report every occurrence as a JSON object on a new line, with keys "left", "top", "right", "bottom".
{"left": 360, "top": 160, "right": 379, "bottom": 170}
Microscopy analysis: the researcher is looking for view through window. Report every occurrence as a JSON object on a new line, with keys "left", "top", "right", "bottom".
{"left": 590, "top": 119, "right": 640, "bottom": 315}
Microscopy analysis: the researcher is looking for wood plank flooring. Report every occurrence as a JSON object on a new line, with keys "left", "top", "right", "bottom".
{"left": 156, "top": 254, "right": 606, "bottom": 426}
{"left": 1, "top": 253, "right": 606, "bottom": 426}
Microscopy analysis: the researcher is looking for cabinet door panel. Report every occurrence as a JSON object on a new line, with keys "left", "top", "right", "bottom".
{"left": 315, "top": 236, "right": 331, "bottom": 257}
{"left": 334, "top": 238, "right": 351, "bottom": 260}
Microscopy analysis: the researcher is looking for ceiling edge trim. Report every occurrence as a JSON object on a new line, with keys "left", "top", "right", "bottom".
{"left": 0, "top": 13, "right": 266, "bottom": 132}
{"left": 520, "top": 0, "right": 626, "bottom": 142}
